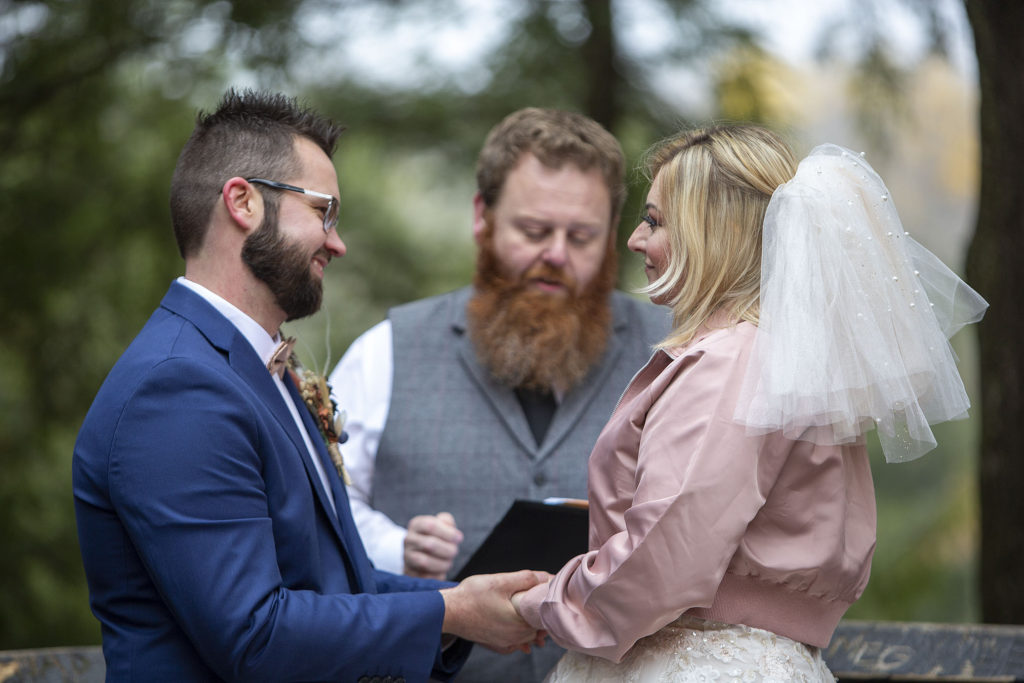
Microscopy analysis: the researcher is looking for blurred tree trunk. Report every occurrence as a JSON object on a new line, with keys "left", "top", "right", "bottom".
{"left": 581, "top": 0, "right": 619, "bottom": 131}
{"left": 964, "top": 0, "right": 1024, "bottom": 624}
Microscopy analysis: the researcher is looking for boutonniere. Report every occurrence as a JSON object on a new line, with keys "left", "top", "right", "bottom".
{"left": 287, "top": 355, "right": 352, "bottom": 486}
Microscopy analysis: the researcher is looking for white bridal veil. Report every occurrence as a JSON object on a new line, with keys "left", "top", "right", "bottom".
{"left": 734, "top": 144, "right": 988, "bottom": 462}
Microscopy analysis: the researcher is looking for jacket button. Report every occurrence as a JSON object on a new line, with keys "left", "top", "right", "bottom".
{"left": 533, "top": 472, "right": 546, "bottom": 486}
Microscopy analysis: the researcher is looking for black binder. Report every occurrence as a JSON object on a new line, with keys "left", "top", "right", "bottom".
{"left": 454, "top": 498, "right": 589, "bottom": 581}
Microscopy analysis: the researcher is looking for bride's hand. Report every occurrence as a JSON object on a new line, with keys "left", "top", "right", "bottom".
{"left": 511, "top": 570, "right": 551, "bottom": 615}
{"left": 510, "top": 589, "right": 526, "bottom": 613}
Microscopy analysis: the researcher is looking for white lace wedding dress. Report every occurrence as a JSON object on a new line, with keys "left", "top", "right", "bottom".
{"left": 544, "top": 615, "right": 836, "bottom": 683}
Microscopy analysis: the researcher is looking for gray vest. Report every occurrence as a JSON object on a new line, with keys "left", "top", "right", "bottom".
{"left": 374, "top": 286, "right": 669, "bottom": 683}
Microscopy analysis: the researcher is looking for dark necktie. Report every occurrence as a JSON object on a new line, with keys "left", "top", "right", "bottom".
{"left": 515, "top": 387, "right": 557, "bottom": 446}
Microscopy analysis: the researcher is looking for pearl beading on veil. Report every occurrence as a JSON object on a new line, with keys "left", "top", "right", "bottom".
{"left": 733, "top": 144, "right": 988, "bottom": 463}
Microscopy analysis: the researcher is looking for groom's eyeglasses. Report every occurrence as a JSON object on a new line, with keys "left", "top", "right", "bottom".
{"left": 246, "top": 178, "right": 340, "bottom": 233}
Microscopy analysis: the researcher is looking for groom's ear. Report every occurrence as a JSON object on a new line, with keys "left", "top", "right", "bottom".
{"left": 221, "top": 177, "right": 263, "bottom": 235}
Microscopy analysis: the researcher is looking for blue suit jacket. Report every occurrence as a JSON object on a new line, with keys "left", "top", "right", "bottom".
{"left": 73, "top": 283, "right": 469, "bottom": 682}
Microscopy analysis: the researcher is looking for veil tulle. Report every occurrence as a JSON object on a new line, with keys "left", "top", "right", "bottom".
{"left": 733, "top": 144, "right": 988, "bottom": 462}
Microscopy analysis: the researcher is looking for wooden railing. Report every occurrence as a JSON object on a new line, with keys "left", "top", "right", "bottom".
{"left": 825, "top": 620, "right": 1024, "bottom": 681}
{"left": 2, "top": 621, "right": 1023, "bottom": 682}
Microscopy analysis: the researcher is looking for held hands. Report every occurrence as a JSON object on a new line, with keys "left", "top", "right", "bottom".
{"left": 440, "top": 570, "right": 551, "bottom": 653}
{"left": 404, "top": 512, "right": 463, "bottom": 580}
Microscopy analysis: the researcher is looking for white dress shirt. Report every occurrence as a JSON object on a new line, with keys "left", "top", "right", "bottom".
{"left": 177, "top": 277, "right": 336, "bottom": 513}
{"left": 328, "top": 321, "right": 406, "bottom": 571}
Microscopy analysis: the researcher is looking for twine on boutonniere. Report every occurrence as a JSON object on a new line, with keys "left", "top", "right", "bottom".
{"left": 286, "top": 353, "right": 352, "bottom": 487}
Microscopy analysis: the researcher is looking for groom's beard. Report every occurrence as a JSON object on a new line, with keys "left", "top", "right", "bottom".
{"left": 466, "top": 222, "right": 616, "bottom": 394}
{"left": 242, "top": 203, "right": 326, "bottom": 322}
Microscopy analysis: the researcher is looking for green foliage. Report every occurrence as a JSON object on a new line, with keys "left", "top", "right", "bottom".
{"left": 0, "top": 0, "right": 982, "bottom": 649}
{"left": 847, "top": 425, "right": 980, "bottom": 623}
{"left": 0, "top": 61, "right": 184, "bottom": 653}
{"left": 0, "top": 0, "right": 303, "bottom": 648}
{"left": 847, "top": 330, "right": 982, "bottom": 624}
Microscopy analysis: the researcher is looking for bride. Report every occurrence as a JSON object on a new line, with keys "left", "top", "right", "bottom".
{"left": 512, "top": 125, "right": 986, "bottom": 681}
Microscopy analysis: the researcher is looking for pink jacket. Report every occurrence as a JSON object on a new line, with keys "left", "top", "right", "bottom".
{"left": 517, "top": 320, "right": 876, "bottom": 662}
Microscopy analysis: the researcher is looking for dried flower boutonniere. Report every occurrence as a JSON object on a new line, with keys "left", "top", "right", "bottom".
{"left": 287, "top": 355, "right": 352, "bottom": 486}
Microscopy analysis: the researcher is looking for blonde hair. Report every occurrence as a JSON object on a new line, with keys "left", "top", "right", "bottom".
{"left": 641, "top": 125, "right": 798, "bottom": 348}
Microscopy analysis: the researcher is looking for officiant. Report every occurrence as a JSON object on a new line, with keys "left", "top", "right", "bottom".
{"left": 328, "top": 108, "right": 670, "bottom": 682}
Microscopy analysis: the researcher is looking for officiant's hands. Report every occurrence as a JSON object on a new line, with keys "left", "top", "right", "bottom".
{"left": 440, "top": 570, "right": 551, "bottom": 652}
{"left": 404, "top": 512, "right": 463, "bottom": 580}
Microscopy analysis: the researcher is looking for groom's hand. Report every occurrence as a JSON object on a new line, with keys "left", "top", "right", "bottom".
{"left": 440, "top": 570, "right": 549, "bottom": 650}
{"left": 404, "top": 512, "right": 463, "bottom": 580}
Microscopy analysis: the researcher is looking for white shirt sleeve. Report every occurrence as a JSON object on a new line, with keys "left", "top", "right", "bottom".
{"left": 328, "top": 320, "right": 406, "bottom": 574}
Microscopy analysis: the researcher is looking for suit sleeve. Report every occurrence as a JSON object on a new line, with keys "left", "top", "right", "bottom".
{"left": 109, "top": 357, "right": 460, "bottom": 682}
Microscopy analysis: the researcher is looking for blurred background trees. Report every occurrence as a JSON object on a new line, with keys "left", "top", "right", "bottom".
{"left": 1, "top": 0, "right": 1015, "bottom": 648}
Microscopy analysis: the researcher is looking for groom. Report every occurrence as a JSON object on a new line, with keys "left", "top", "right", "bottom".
{"left": 72, "top": 89, "right": 545, "bottom": 682}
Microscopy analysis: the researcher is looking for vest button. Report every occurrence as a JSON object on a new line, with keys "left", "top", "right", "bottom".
{"left": 533, "top": 472, "right": 547, "bottom": 486}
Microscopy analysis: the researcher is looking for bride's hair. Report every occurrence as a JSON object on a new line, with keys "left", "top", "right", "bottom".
{"left": 640, "top": 125, "right": 797, "bottom": 349}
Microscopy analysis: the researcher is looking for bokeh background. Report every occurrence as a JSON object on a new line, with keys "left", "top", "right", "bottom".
{"left": 1, "top": 0, "right": 1016, "bottom": 649}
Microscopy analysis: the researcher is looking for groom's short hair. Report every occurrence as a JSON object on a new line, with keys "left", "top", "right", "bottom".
{"left": 169, "top": 88, "right": 344, "bottom": 259}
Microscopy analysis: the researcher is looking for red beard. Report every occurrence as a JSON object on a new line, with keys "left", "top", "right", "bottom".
{"left": 466, "top": 226, "right": 616, "bottom": 393}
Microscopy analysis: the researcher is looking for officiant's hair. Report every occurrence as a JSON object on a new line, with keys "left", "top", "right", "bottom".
{"left": 475, "top": 108, "right": 626, "bottom": 220}
{"left": 169, "top": 88, "right": 345, "bottom": 259}
{"left": 641, "top": 125, "right": 797, "bottom": 349}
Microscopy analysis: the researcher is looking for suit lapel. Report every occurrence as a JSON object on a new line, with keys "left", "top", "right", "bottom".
{"left": 450, "top": 287, "right": 635, "bottom": 462}
{"left": 455, "top": 337, "right": 540, "bottom": 455}
{"left": 160, "top": 283, "right": 372, "bottom": 591}
{"left": 537, "top": 332, "right": 623, "bottom": 461}
{"left": 284, "top": 377, "right": 375, "bottom": 593}
{"left": 539, "top": 292, "right": 641, "bottom": 461}
{"left": 449, "top": 290, "right": 539, "bottom": 456}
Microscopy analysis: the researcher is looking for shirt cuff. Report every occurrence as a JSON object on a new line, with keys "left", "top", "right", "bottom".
{"left": 517, "top": 582, "right": 549, "bottom": 630}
